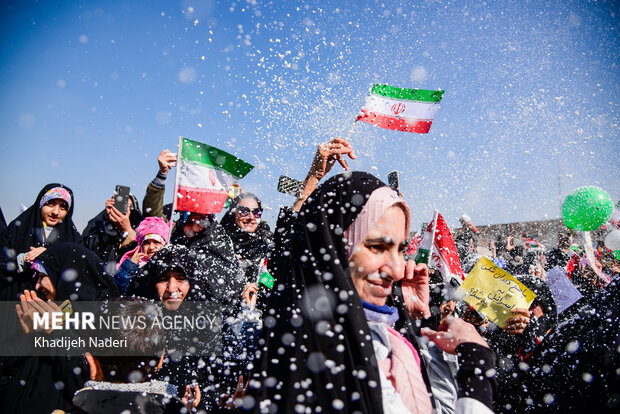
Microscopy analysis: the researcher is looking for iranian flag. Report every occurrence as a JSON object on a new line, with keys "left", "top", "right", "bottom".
{"left": 413, "top": 211, "right": 465, "bottom": 286}
{"left": 526, "top": 238, "right": 545, "bottom": 249}
{"left": 174, "top": 137, "right": 254, "bottom": 214}
{"left": 356, "top": 84, "right": 444, "bottom": 134}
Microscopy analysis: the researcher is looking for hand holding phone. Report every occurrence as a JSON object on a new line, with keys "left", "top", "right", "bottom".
{"left": 158, "top": 150, "right": 177, "bottom": 174}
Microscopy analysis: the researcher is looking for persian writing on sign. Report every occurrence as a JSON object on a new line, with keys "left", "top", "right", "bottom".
{"left": 460, "top": 257, "right": 537, "bottom": 328}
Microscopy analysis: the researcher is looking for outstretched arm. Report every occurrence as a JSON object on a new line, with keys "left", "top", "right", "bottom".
{"left": 143, "top": 150, "right": 176, "bottom": 218}
{"left": 422, "top": 318, "right": 496, "bottom": 411}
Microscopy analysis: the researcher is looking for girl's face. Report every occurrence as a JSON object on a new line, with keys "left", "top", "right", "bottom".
{"left": 349, "top": 205, "right": 407, "bottom": 306}
{"left": 40, "top": 199, "right": 69, "bottom": 227}
{"left": 142, "top": 239, "right": 163, "bottom": 259}
{"left": 234, "top": 198, "right": 261, "bottom": 233}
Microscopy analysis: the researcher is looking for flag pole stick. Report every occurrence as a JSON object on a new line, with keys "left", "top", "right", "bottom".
{"left": 168, "top": 136, "right": 182, "bottom": 241}
{"left": 249, "top": 266, "right": 264, "bottom": 312}
{"left": 345, "top": 120, "right": 357, "bottom": 141}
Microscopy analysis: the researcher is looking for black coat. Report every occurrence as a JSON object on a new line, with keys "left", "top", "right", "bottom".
{"left": 127, "top": 244, "right": 243, "bottom": 411}
{"left": 168, "top": 216, "right": 245, "bottom": 311}
{"left": 0, "top": 243, "right": 119, "bottom": 414}
{"left": 220, "top": 218, "right": 274, "bottom": 284}
{"left": 544, "top": 247, "right": 574, "bottom": 272}
{"left": 501, "top": 275, "right": 620, "bottom": 412}
{"left": 483, "top": 274, "right": 558, "bottom": 413}
{"left": 72, "top": 386, "right": 185, "bottom": 414}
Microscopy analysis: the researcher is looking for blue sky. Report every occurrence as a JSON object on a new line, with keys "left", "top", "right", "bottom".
{"left": 1, "top": 0, "right": 618, "bottom": 233}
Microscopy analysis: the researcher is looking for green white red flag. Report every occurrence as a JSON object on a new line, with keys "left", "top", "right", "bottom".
{"left": 174, "top": 137, "right": 253, "bottom": 214}
{"left": 356, "top": 84, "right": 444, "bottom": 134}
{"left": 525, "top": 238, "right": 545, "bottom": 249}
{"left": 410, "top": 211, "right": 465, "bottom": 284}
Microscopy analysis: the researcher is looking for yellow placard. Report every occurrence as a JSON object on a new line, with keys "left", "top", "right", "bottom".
{"left": 460, "top": 257, "right": 536, "bottom": 328}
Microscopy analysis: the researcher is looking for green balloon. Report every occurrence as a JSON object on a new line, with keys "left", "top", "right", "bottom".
{"left": 562, "top": 186, "right": 613, "bottom": 231}
{"left": 614, "top": 251, "right": 620, "bottom": 260}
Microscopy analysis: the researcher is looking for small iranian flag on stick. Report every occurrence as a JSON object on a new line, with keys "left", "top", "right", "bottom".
{"left": 412, "top": 211, "right": 465, "bottom": 287}
{"left": 174, "top": 137, "right": 254, "bottom": 214}
{"left": 356, "top": 84, "right": 444, "bottom": 134}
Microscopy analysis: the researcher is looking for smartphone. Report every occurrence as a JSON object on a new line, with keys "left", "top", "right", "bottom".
{"left": 60, "top": 299, "right": 73, "bottom": 317}
{"left": 388, "top": 170, "right": 399, "bottom": 192}
{"left": 39, "top": 299, "right": 72, "bottom": 333}
{"left": 277, "top": 175, "right": 304, "bottom": 197}
{"left": 454, "top": 301, "right": 486, "bottom": 325}
{"left": 114, "top": 185, "right": 131, "bottom": 213}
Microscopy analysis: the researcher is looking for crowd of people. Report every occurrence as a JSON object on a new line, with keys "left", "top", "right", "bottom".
{"left": 0, "top": 138, "right": 618, "bottom": 413}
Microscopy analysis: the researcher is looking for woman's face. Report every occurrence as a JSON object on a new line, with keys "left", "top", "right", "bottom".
{"left": 142, "top": 239, "right": 163, "bottom": 259}
{"left": 350, "top": 205, "right": 407, "bottom": 306}
{"left": 234, "top": 197, "right": 261, "bottom": 233}
{"left": 40, "top": 199, "right": 69, "bottom": 227}
{"left": 155, "top": 270, "right": 190, "bottom": 311}
{"left": 35, "top": 274, "right": 56, "bottom": 301}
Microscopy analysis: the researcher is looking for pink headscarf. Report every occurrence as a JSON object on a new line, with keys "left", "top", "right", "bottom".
{"left": 117, "top": 217, "right": 170, "bottom": 269}
{"left": 343, "top": 186, "right": 410, "bottom": 260}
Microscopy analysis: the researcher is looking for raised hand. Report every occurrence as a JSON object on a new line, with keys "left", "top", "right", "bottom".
{"left": 15, "top": 290, "right": 61, "bottom": 334}
{"left": 158, "top": 149, "right": 177, "bottom": 174}
{"left": 401, "top": 260, "right": 431, "bottom": 319}
{"left": 105, "top": 198, "right": 135, "bottom": 242}
{"left": 308, "top": 137, "right": 356, "bottom": 180}
{"left": 219, "top": 375, "right": 247, "bottom": 409}
{"left": 182, "top": 384, "right": 201, "bottom": 410}
{"left": 130, "top": 249, "right": 147, "bottom": 264}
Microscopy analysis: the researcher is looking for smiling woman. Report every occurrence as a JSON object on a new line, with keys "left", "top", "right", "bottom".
{"left": 126, "top": 243, "right": 246, "bottom": 411}
{"left": 248, "top": 171, "right": 496, "bottom": 414}
{"left": 220, "top": 192, "right": 274, "bottom": 286}
{"left": 40, "top": 199, "right": 69, "bottom": 227}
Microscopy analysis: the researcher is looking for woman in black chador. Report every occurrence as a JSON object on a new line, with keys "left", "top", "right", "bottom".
{"left": 0, "top": 242, "right": 118, "bottom": 414}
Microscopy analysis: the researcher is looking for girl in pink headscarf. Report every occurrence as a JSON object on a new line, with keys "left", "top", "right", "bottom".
{"left": 114, "top": 217, "right": 170, "bottom": 294}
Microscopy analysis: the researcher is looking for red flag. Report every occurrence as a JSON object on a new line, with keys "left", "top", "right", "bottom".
{"left": 430, "top": 213, "right": 465, "bottom": 282}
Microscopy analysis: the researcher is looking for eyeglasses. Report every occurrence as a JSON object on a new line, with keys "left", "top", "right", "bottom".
{"left": 236, "top": 206, "right": 262, "bottom": 218}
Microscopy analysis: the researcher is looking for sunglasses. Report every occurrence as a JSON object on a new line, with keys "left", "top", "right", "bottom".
{"left": 236, "top": 206, "right": 263, "bottom": 218}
